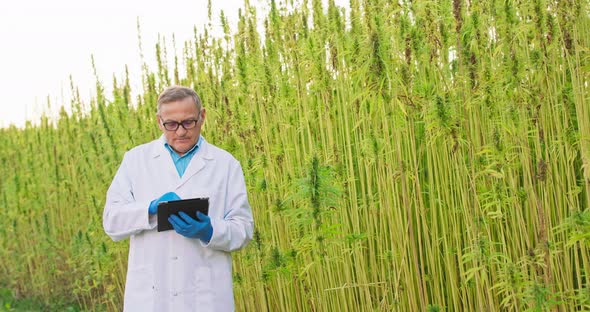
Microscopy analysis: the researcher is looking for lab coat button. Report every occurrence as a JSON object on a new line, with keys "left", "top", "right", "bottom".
{"left": 172, "top": 256, "right": 178, "bottom": 260}
{"left": 173, "top": 292, "right": 178, "bottom": 296}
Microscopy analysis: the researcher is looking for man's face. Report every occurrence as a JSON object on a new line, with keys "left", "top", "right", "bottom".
{"left": 157, "top": 97, "right": 205, "bottom": 156}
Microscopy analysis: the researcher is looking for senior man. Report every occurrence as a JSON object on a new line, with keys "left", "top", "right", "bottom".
{"left": 103, "top": 85, "right": 254, "bottom": 311}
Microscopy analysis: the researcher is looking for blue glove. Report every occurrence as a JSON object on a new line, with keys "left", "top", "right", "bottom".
{"left": 169, "top": 211, "right": 213, "bottom": 243}
{"left": 149, "top": 192, "right": 181, "bottom": 215}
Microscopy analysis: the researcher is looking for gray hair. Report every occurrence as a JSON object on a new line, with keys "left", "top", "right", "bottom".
{"left": 157, "top": 86, "right": 202, "bottom": 113}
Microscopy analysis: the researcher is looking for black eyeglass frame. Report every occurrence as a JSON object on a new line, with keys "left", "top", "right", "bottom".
{"left": 160, "top": 111, "right": 201, "bottom": 131}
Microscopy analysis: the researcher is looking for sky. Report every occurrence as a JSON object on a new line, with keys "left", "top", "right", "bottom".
{"left": 0, "top": 0, "right": 266, "bottom": 128}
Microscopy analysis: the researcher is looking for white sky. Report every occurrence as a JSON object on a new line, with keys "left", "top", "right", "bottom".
{"left": 0, "top": 0, "right": 264, "bottom": 127}
{"left": 0, "top": 0, "right": 349, "bottom": 128}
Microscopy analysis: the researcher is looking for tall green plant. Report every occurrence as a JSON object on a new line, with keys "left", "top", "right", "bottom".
{"left": 0, "top": 0, "right": 588, "bottom": 310}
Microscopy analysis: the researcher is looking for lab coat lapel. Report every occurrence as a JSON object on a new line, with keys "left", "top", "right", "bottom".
{"left": 175, "top": 140, "right": 212, "bottom": 189}
{"left": 152, "top": 136, "right": 180, "bottom": 183}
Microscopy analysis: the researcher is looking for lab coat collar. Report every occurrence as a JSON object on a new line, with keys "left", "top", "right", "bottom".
{"left": 151, "top": 135, "right": 214, "bottom": 189}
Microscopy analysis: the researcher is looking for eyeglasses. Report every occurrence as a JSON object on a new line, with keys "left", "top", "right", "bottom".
{"left": 161, "top": 117, "right": 199, "bottom": 131}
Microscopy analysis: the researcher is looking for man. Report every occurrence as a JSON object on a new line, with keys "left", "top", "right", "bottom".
{"left": 103, "top": 86, "right": 254, "bottom": 312}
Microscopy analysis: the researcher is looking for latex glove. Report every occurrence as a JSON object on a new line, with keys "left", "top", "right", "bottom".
{"left": 169, "top": 211, "right": 213, "bottom": 243}
{"left": 148, "top": 192, "right": 181, "bottom": 215}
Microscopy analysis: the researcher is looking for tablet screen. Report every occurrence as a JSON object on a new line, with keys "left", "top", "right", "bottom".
{"left": 157, "top": 198, "right": 209, "bottom": 232}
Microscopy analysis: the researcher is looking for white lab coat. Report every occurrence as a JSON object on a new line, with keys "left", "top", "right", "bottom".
{"left": 103, "top": 136, "right": 254, "bottom": 312}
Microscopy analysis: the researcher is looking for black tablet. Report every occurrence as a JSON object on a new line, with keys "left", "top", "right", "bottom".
{"left": 157, "top": 198, "right": 209, "bottom": 232}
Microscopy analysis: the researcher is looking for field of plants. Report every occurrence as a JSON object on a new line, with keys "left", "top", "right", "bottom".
{"left": 0, "top": 0, "right": 589, "bottom": 310}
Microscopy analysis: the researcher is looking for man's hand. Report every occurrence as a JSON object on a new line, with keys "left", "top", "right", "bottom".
{"left": 169, "top": 211, "right": 213, "bottom": 243}
{"left": 149, "top": 192, "right": 181, "bottom": 215}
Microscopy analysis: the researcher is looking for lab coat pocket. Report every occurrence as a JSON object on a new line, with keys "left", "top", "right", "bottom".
{"left": 124, "top": 267, "right": 155, "bottom": 312}
{"left": 194, "top": 267, "right": 214, "bottom": 309}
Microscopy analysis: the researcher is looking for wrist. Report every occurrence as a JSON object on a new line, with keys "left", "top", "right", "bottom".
{"left": 148, "top": 199, "right": 157, "bottom": 215}
{"left": 201, "top": 225, "right": 213, "bottom": 243}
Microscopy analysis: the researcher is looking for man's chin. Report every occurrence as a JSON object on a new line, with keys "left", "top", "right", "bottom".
{"left": 172, "top": 142, "right": 193, "bottom": 153}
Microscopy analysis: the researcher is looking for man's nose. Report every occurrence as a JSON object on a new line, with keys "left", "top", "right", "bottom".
{"left": 176, "top": 125, "right": 188, "bottom": 135}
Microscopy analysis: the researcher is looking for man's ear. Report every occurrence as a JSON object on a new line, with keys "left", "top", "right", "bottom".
{"left": 156, "top": 114, "right": 164, "bottom": 131}
{"left": 199, "top": 108, "right": 206, "bottom": 125}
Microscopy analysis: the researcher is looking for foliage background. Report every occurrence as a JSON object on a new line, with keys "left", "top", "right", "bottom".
{"left": 0, "top": 0, "right": 589, "bottom": 310}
